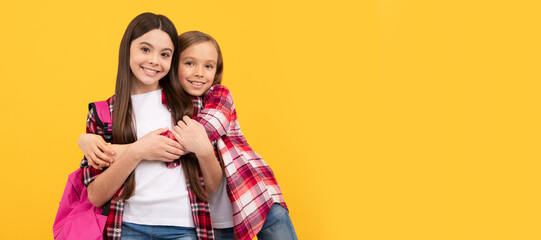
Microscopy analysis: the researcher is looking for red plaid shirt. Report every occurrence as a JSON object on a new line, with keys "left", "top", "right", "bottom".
{"left": 194, "top": 85, "right": 288, "bottom": 240}
{"left": 80, "top": 92, "right": 214, "bottom": 240}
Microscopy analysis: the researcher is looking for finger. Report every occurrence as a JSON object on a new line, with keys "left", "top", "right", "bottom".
{"left": 88, "top": 156, "right": 103, "bottom": 170}
{"left": 172, "top": 125, "right": 182, "bottom": 133}
{"left": 192, "top": 120, "right": 204, "bottom": 130}
{"left": 88, "top": 160, "right": 97, "bottom": 169}
{"left": 160, "top": 152, "right": 181, "bottom": 162}
{"left": 97, "top": 140, "right": 115, "bottom": 156}
{"left": 182, "top": 117, "right": 203, "bottom": 132}
{"left": 85, "top": 155, "right": 94, "bottom": 167}
{"left": 165, "top": 144, "right": 184, "bottom": 156}
{"left": 162, "top": 139, "right": 183, "bottom": 153}
{"left": 88, "top": 153, "right": 105, "bottom": 169}
{"left": 150, "top": 127, "right": 169, "bottom": 135}
{"left": 177, "top": 119, "right": 187, "bottom": 130}
{"left": 165, "top": 143, "right": 185, "bottom": 155}
{"left": 156, "top": 152, "right": 176, "bottom": 162}
{"left": 90, "top": 153, "right": 108, "bottom": 169}
{"left": 88, "top": 152, "right": 97, "bottom": 163}
{"left": 92, "top": 144, "right": 112, "bottom": 162}
{"left": 93, "top": 155, "right": 111, "bottom": 167}
{"left": 182, "top": 115, "right": 192, "bottom": 125}
{"left": 164, "top": 137, "right": 182, "bottom": 149}
{"left": 94, "top": 146, "right": 113, "bottom": 163}
{"left": 178, "top": 149, "right": 188, "bottom": 156}
{"left": 106, "top": 143, "right": 116, "bottom": 161}
{"left": 171, "top": 128, "right": 182, "bottom": 141}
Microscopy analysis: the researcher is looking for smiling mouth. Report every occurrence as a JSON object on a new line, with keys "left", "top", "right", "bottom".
{"left": 188, "top": 80, "right": 205, "bottom": 86}
{"left": 142, "top": 67, "right": 160, "bottom": 75}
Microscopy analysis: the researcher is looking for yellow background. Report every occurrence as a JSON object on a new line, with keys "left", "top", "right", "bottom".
{"left": 0, "top": 0, "right": 540, "bottom": 239}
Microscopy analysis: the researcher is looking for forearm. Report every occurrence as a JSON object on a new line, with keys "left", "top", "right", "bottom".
{"left": 195, "top": 146, "right": 222, "bottom": 194}
{"left": 173, "top": 116, "right": 223, "bottom": 193}
{"left": 194, "top": 85, "right": 233, "bottom": 142}
{"left": 87, "top": 147, "right": 141, "bottom": 207}
{"left": 79, "top": 133, "right": 130, "bottom": 151}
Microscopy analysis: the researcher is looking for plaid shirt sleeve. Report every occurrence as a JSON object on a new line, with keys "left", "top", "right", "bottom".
{"left": 193, "top": 85, "right": 235, "bottom": 142}
{"left": 194, "top": 85, "right": 289, "bottom": 240}
{"left": 80, "top": 100, "right": 109, "bottom": 186}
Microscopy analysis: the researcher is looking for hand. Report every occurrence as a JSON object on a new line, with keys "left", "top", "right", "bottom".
{"left": 78, "top": 134, "right": 115, "bottom": 170}
{"left": 160, "top": 130, "right": 189, "bottom": 156}
{"left": 130, "top": 128, "right": 184, "bottom": 162}
{"left": 172, "top": 116, "right": 214, "bottom": 157}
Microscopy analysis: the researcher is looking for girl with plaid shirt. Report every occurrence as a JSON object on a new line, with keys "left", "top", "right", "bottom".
{"left": 81, "top": 31, "right": 297, "bottom": 240}
{"left": 79, "top": 13, "right": 221, "bottom": 240}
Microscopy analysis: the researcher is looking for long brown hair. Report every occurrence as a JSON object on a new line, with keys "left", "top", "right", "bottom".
{"left": 113, "top": 13, "right": 199, "bottom": 200}
{"left": 174, "top": 31, "right": 226, "bottom": 201}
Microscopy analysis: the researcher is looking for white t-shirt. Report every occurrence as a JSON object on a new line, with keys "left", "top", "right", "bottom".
{"left": 209, "top": 175, "right": 234, "bottom": 228}
{"left": 122, "top": 89, "right": 195, "bottom": 227}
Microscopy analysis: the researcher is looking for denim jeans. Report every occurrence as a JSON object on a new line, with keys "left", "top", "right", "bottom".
{"left": 120, "top": 222, "right": 197, "bottom": 240}
{"left": 192, "top": 204, "right": 297, "bottom": 240}
{"left": 257, "top": 203, "right": 298, "bottom": 240}
{"left": 213, "top": 227, "right": 234, "bottom": 240}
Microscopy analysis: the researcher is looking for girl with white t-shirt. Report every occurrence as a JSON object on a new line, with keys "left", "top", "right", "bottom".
{"left": 81, "top": 30, "right": 297, "bottom": 240}
{"left": 80, "top": 13, "right": 221, "bottom": 240}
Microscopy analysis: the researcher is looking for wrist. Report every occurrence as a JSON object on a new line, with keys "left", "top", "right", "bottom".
{"left": 126, "top": 143, "right": 144, "bottom": 163}
{"left": 194, "top": 145, "right": 215, "bottom": 160}
{"left": 120, "top": 143, "right": 131, "bottom": 152}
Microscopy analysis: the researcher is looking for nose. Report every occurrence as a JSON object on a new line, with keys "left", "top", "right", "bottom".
{"left": 194, "top": 65, "right": 204, "bottom": 77}
{"left": 148, "top": 53, "right": 159, "bottom": 65}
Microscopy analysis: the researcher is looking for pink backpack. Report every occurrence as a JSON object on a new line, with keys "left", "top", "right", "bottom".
{"left": 53, "top": 101, "right": 112, "bottom": 240}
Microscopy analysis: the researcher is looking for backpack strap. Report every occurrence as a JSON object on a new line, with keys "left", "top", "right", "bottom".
{"left": 87, "top": 100, "right": 113, "bottom": 218}
{"left": 89, "top": 101, "right": 113, "bottom": 144}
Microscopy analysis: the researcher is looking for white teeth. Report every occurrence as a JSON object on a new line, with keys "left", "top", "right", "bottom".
{"left": 143, "top": 68, "right": 158, "bottom": 74}
{"left": 189, "top": 81, "right": 204, "bottom": 85}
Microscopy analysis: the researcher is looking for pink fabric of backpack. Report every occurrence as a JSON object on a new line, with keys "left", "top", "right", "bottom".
{"left": 53, "top": 101, "right": 111, "bottom": 240}
{"left": 53, "top": 168, "right": 107, "bottom": 240}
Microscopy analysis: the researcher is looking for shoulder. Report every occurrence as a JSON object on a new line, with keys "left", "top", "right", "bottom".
{"left": 208, "top": 84, "right": 231, "bottom": 96}
{"left": 86, "top": 95, "right": 114, "bottom": 122}
{"left": 87, "top": 95, "right": 115, "bottom": 106}
{"left": 87, "top": 95, "right": 115, "bottom": 111}
{"left": 106, "top": 95, "right": 115, "bottom": 106}
{"left": 204, "top": 84, "right": 234, "bottom": 102}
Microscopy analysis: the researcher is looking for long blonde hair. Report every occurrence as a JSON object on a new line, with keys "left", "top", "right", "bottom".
{"left": 172, "top": 31, "right": 226, "bottom": 201}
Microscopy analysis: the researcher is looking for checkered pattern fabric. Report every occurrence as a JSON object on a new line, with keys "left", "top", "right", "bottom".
{"left": 194, "top": 85, "right": 288, "bottom": 240}
{"left": 80, "top": 92, "right": 214, "bottom": 240}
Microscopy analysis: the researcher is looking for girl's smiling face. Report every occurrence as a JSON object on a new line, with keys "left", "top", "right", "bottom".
{"left": 178, "top": 41, "right": 218, "bottom": 97}
{"left": 129, "top": 29, "right": 174, "bottom": 95}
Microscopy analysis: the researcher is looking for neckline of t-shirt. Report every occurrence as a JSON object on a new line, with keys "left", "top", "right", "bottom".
{"left": 131, "top": 88, "right": 162, "bottom": 100}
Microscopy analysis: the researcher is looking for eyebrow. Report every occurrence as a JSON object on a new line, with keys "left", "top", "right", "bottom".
{"left": 139, "top": 41, "right": 173, "bottom": 52}
{"left": 181, "top": 56, "right": 217, "bottom": 64}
